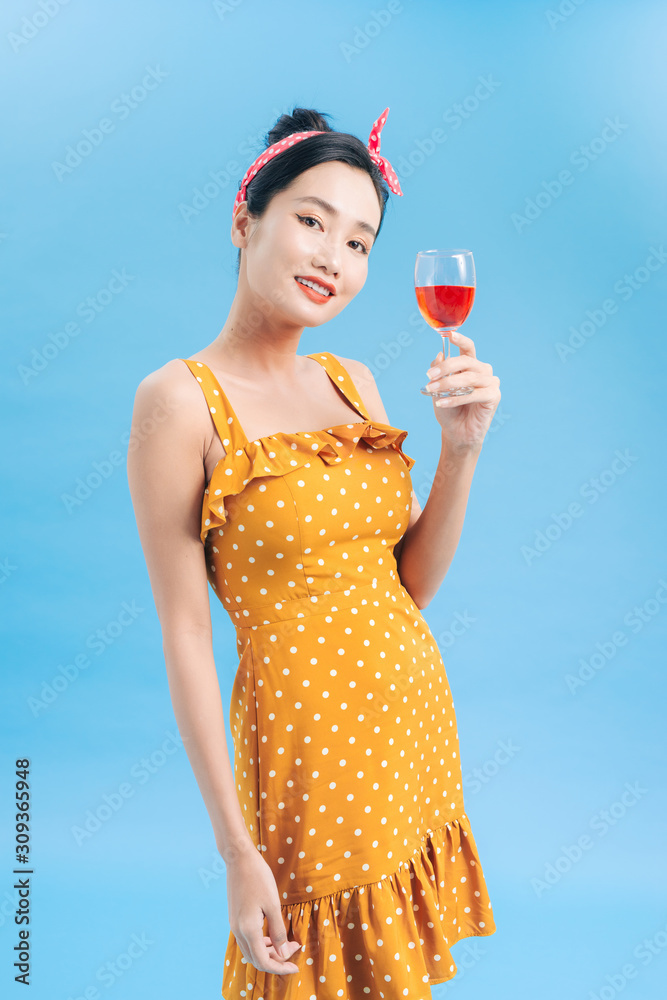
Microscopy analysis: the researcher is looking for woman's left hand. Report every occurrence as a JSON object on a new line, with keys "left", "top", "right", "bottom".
{"left": 424, "top": 330, "right": 501, "bottom": 450}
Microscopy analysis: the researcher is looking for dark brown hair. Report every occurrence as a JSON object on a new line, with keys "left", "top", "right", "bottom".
{"left": 235, "top": 107, "right": 391, "bottom": 274}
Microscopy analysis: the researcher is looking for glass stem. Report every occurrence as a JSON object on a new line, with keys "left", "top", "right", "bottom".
{"left": 440, "top": 331, "right": 450, "bottom": 363}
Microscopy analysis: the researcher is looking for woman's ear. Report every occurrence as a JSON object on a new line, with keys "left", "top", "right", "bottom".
{"left": 231, "top": 202, "right": 252, "bottom": 250}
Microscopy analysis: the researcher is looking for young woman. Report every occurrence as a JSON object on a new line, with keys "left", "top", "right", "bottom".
{"left": 127, "top": 106, "right": 501, "bottom": 1000}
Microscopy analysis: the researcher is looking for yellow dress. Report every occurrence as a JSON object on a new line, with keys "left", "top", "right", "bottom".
{"left": 180, "top": 352, "right": 496, "bottom": 1000}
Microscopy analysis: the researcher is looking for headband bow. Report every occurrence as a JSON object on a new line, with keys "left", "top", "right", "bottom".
{"left": 366, "top": 107, "right": 403, "bottom": 197}
{"left": 232, "top": 106, "right": 403, "bottom": 219}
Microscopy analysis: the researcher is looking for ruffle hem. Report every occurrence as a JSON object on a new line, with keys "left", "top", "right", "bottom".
{"left": 221, "top": 814, "right": 496, "bottom": 1000}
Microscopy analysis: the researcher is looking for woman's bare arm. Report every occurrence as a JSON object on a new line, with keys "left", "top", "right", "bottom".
{"left": 126, "top": 361, "right": 255, "bottom": 863}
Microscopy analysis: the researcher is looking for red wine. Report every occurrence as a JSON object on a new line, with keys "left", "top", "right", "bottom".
{"left": 415, "top": 284, "right": 475, "bottom": 330}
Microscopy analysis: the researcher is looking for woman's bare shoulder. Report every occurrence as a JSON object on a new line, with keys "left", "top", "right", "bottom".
{"left": 129, "top": 357, "right": 214, "bottom": 462}
{"left": 132, "top": 356, "right": 208, "bottom": 417}
{"left": 134, "top": 356, "right": 195, "bottom": 397}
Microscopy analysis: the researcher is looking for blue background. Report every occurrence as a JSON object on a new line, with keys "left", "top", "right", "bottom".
{"left": 2, "top": 1, "right": 666, "bottom": 997}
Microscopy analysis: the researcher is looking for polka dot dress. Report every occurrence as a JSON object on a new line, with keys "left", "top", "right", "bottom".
{"left": 180, "top": 353, "right": 496, "bottom": 1000}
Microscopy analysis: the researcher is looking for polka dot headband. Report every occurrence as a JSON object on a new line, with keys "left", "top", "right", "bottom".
{"left": 232, "top": 106, "right": 403, "bottom": 218}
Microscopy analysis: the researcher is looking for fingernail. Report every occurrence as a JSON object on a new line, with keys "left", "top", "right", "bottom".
{"left": 450, "top": 331, "right": 458, "bottom": 339}
{"left": 426, "top": 367, "right": 439, "bottom": 378}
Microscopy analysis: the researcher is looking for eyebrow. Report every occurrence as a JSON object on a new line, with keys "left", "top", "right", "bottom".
{"left": 293, "top": 195, "right": 377, "bottom": 241}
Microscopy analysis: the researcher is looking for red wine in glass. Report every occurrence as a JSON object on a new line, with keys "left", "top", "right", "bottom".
{"left": 415, "top": 284, "right": 475, "bottom": 330}
{"left": 415, "top": 250, "right": 476, "bottom": 397}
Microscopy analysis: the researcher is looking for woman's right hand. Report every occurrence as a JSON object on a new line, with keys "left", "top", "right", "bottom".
{"left": 225, "top": 843, "right": 302, "bottom": 975}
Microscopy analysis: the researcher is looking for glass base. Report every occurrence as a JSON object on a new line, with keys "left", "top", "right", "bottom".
{"left": 421, "top": 384, "right": 474, "bottom": 398}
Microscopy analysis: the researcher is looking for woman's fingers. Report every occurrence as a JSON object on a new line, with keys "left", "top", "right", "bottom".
{"left": 227, "top": 850, "right": 303, "bottom": 975}
{"left": 264, "top": 907, "right": 303, "bottom": 968}
{"left": 234, "top": 926, "right": 300, "bottom": 975}
{"left": 264, "top": 935, "right": 303, "bottom": 963}
{"left": 265, "top": 910, "right": 291, "bottom": 960}
{"left": 428, "top": 354, "right": 489, "bottom": 379}
{"left": 426, "top": 370, "right": 495, "bottom": 394}
{"left": 449, "top": 330, "right": 477, "bottom": 358}
{"left": 429, "top": 331, "right": 478, "bottom": 371}
{"left": 245, "top": 928, "right": 299, "bottom": 975}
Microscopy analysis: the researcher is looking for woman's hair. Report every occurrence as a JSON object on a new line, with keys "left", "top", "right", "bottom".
{"left": 234, "top": 107, "right": 391, "bottom": 274}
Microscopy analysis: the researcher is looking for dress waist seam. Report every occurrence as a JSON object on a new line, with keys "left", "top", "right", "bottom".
{"left": 230, "top": 574, "right": 406, "bottom": 628}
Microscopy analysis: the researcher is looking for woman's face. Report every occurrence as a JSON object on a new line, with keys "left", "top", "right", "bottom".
{"left": 233, "top": 160, "right": 383, "bottom": 329}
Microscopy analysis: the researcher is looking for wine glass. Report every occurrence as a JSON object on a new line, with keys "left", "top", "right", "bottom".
{"left": 415, "top": 249, "right": 476, "bottom": 397}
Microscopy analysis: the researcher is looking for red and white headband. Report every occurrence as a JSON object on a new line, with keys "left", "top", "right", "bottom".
{"left": 232, "top": 106, "right": 403, "bottom": 218}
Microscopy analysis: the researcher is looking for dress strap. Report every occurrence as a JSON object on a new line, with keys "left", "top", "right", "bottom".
{"left": 178, "top": 358, "right": 249, "bottom": 454}
{"left": 306, "top": 352, "right": 371, "bottom": 421}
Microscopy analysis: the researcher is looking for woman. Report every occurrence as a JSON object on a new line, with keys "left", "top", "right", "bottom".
{"left": 127, "top": 106, "right": 501, "bottom": 999}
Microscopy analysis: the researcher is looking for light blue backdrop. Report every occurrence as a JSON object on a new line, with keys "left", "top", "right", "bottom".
{"left": 2, "top": 1, "right": 666, "bottom": 998}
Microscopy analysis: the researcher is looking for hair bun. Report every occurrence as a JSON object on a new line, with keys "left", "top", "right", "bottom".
{"left": 265, "top": 107, "right": 333, "bottom": 148}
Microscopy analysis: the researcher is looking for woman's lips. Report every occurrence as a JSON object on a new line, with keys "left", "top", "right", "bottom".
{"left": 294, "top": 276, "right": 332, "bottom": 304}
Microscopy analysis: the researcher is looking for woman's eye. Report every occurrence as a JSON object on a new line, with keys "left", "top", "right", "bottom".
{"left": 297, "top": 215, "right": 368, "bottom": 254}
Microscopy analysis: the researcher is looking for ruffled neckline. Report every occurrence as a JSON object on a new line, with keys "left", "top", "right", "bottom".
{"left": 201, "top": 418, "right": 415, "bottom": 543}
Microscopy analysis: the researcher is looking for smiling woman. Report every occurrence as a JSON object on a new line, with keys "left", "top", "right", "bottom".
{"left": 232, "top": 107, "right": 392, "bottom": 278}
{"left": 127, "top": 104, "right": 497, "bottom": 1000}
